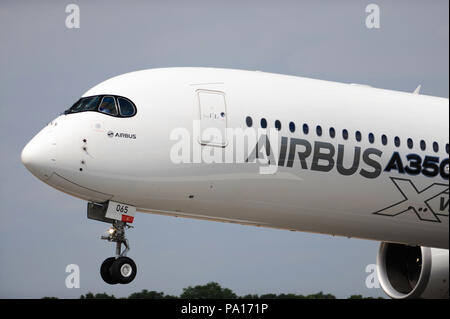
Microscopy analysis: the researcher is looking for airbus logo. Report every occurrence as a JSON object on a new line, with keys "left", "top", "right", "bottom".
{"left": 373, "top": 177, "right": 449, "bottom": 222}
{"left": 107, "top": 131, "right": 136, "bottom": 139}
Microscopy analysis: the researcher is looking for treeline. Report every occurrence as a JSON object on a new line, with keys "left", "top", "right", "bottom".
{"left": 43, "top": 282, "right": 382, "bottom": 299}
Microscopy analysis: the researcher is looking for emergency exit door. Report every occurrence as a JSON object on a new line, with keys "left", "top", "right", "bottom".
{"left": 197, "top": 90, "right": 228, "bottom": 147}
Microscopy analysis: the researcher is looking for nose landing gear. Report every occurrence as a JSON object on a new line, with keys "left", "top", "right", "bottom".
{"left": 100, "top": 221, "right": 137, "bottom": 285}
{"left": 87, "top": 202, "right": 138, "bottom": 285}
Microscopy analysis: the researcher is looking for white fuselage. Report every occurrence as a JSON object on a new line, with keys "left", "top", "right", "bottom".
{"left": 22, "top": 68, "right": 449, "bottom": 249}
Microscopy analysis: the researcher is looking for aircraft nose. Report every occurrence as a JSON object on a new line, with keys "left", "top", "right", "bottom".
{"left": 21, "top": 128, "right": 56, "bottom": 180}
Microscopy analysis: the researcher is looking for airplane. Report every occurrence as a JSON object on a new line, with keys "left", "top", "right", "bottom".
{"left": 21, "top": 67, "right": 449, "bottom": 299}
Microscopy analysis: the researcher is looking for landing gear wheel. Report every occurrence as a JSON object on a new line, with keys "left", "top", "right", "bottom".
{"left": 100, "top": 257, "right": 119, "bottom": 285}
{"left": 99, "top": 220, "right": 136, "bottom": 284}
{"left": 111, "top": 257, "right": 137, "bottom": 284}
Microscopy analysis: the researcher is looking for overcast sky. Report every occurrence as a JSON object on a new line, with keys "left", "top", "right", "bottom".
{"left": 0, "top": 0, "right": 448, "bottom": 299}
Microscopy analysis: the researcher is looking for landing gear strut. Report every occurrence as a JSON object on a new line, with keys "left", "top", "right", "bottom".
{"left": 100, "top": 221, "right": 137, "bottom": 284}
{"left": 87, "top": 201, "right": 138, "bottom": 285}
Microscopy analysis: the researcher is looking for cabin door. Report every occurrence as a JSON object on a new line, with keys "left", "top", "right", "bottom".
{"left": 197, "top": 90, "right": 228, "bottom": 147}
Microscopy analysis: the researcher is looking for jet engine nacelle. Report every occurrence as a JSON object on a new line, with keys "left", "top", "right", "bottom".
{"left": 377, "top": 242, "right": 449, "bottom": 299}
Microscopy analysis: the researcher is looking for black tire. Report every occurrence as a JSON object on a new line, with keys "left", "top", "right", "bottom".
{"left": 100, "top": 257, "right": 119, "bottom": 285}
{"left": 111, "top": 257, "right": 137, "bottom": 284}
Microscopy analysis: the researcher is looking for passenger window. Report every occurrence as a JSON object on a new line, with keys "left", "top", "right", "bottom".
{"left": 246, "top": 116, "right": 253, "bottom": 127}
{"left": 381, "top": 135, "right": 388, "bottom": 146}
{"left": 303, "top": 124, "right": 309, "bottom": 135}
{"left": 118, "top": 98, "right": 136, "bottom": 117}
{"left": 275, "top": 120, "right": 282, "bottom": 131}
{"left": 407, "top": 138, "right": 414, "bottom": 149}
{"left": 420, "top": 140, "right": 426, "bottom": 151}
{"left": 394, "top": 136, "right": 401, "bottom": 147}
{"left": 433, "top": 142, "right": 439, "bottom": 153}
{"left": 329, "top": 127, "right": 336, "bottom": 138}
{"left": 261, "top": 118, "right": 267, "bottom": 129}
{"left": 368, "top": 133, "right": 375, "bottom": 144}
{"left": 342, "top": 129, "right": 348, "bottom": 140}
{"left": 316, "top": 126, "right": 322, "bottom": 137}
{"left": 355, "top": 131, "right": 362, "bottom": 142}
{"left": 289, "top": 122, "right": 295, "bottom": 132}
{"left": 98, "top": 96, "right": 118, "bottom": 115}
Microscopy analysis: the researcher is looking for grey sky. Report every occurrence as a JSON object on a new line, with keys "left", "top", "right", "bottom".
{"left": 0, "top": 0, "right": 448, "bottom": 299}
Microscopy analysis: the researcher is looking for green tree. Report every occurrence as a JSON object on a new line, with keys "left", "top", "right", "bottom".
{"left": 80, "top": 292, "right": 115, "bottom": 299}
{"left": 42, "top": 284, "right": 378, "bottom": 299}
{"left": 180, "top": 282, "right": 237, "bottom": 299}
{"left": 305, "top": 291, "right": 336, "bottom": 299}
{"left": 128, "top": 290, "right": 165, "bottom": 299}
{"left": 277, "top": 293, "right": 306, "bottom": 299}
{"left": 259, "top": 293, "right": 279, "bottom": 299}
{"left": 127, "top": 289, "right": 178, "bottom": 299}
{"left": 348, "top": 295, "right": 383, "bottom": 299}
{"left": 240, "top": 294, "right": 260, "bottom": 299}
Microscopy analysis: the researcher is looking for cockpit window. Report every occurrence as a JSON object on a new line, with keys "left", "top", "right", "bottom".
{"left": 70, "top": 96, "right": 101, "bottom": 113}
{"left": 98, "top": 96, "right": 118, "bottom": 116}
{"left": 65, "top": 95, "right": 137, "bottom": 118}
{"left": 117, "top": 97, "right": 136, "bottom": 117}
